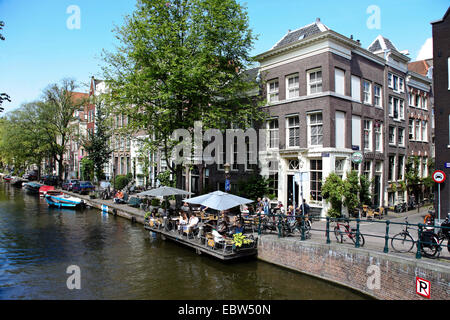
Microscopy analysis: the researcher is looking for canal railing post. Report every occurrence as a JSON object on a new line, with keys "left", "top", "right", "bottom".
{"left": 416, "top": 223, "right": 423, "bottom": 259}
{"left": 326, "top": 217, "right": 330, "bottom": 244}
{"left": 355, "top": 218, "right": 360, "bottom": 248}
{"left": 383, "top": 220, "right": 390, "bottom": 253}
{"left": 278, "top": 213, "right": 282, "bottom": 238}
{"left": 257, "top": 212, "right": 261, "bottom": 236}
{"left": 300, "top": 214, "right": 306, "bottom": 241}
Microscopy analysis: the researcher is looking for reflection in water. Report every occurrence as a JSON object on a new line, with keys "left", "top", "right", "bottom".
{"left": 0, "top": 183, "right": 368, "bottom": 300}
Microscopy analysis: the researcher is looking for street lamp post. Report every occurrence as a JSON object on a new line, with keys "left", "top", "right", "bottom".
{"left": 224, "top": 163, "right": 231, "bottom": 192}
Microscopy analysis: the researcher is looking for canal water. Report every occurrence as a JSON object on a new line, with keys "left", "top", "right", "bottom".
{"left": 0, "top": 182, "right": 368, "bottom": 300}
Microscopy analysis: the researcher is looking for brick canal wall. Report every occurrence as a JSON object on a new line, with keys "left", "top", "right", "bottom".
{"left": 257, "top": 236, "right": 450, "bottom": 300}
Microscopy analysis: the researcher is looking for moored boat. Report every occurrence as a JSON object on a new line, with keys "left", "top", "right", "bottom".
{"left": 24, "top": 182, "right": 43, "bottom": 194}
{"left": 11, "top": 177, "right": 26, "bottom": 187}
{"left": 45, "top": 194, "right": 85, "bottom": 209}
{"left": 3, "top": 175, "right": 13, "bottom": 182}
{"left": 39, "top": 185, "right": 55, "bottom": 197}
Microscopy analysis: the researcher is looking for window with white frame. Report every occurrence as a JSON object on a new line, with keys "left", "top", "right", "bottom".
{"left": 335, "top": 158, "right": 345, "bottom": 177}
{"left": 389, "top": 126, "right": 396, "bottom": 145}
{"left": 364, "top": 160, "right": 372, "bottom": 178}
{"left": 399, "top": 78, "right": 404, "bottom": 92}
{"left": 363, "top": 80, "right": 371, "bottom": 104}
{"left": 422, "top": 96, "right": 427, "bottom": 110}
{"left": 409, "top": 119, "right": 414, "bottom": 140}
{"left": 415, "top": 94, "right": 420, "bottom": 108}
{"left": 374, "top": 122, "right": 383, "bottom": 152}
{"left": 393, "top": 97, "right": 399, "bottom": 119}
{"left": 286, "top": 74, "right": 299, "bottom": 99}
{"left": 308, "top": 112, "right": 323, "bottom": 146}
{"left": 388, "top": 155, "right": 395, "bottom": 181}
{"left": 287, "top": 116, "right": 300, "bottom": 147}
{"left": 267, "top": 119, "right": 279, "bottom": 149}
{"left": 422, "top": 158, "right": 427, "bottom": 178}
{"left": 397, "top": 155, "right": 404, "bottom": 180}
{"left": 374, "top": 84, "right": 382, "bottom": 108}
{"left": 393, "top": 74, "right": 399, "bottom": 91}
{"left": 335, "top": 68, "right": 345, "bottom": 95}
{"left": 389, "top": 96, "right": 393, "bottom": 117}
{"left": 351, "top": 75, "right": 361, "bottom": 101}
{"left": 268, "top": 161, "right": 278, "bottom": 198}
{"left": 307, "top": 69, "right": 322, "bottom": 95}
{"left": 421, "top": 120, "right": 427, "bottom": 142}
{"left": 364, "top": 120, "right": 372, "bottom": 151}
{"left": 375, "top": 161, "right": 383, "bottom": 173}
{"left": 267, "top": 80, "right": 279, "bottom": 103}
{"left": 415, "top": 120, "right": 420, "bottom": 141}
{"left": 399, "top": 100, "right": 405, "bottom": 120}
{"left": 398, "top": 127, "right": 405, "bottom": 146}
{"left": 388, "top": 73, "right": 393, "bottom": 88}
{"left": 409, "top": 93, "right": 414, "bottom": 106}
{"left": 310, "top": 159, "right": 323, "bottom": 202}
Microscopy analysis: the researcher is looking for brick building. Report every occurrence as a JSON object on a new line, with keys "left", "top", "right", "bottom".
{"left": 253, "top": 18, "right": 434, "bottom": 216}
{"left": 432, "top": 7, "right": 450, "bottom": 219}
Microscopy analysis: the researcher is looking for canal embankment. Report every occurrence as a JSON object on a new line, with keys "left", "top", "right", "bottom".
{"left": 257, "top": 235, "right": 450, "bottom": 300}
{"left": 64, "top": 190, "right": 450, "bottom": 300}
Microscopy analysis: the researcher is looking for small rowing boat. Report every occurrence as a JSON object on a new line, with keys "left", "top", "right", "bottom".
{"left": 45, "top": 194, "right": 85, "bottom": 209}
{"left": 24, "top": 182, "right": 43, "bottom": 194}
{"left": 39, "top": 185, "right": 55, "bottom": 197}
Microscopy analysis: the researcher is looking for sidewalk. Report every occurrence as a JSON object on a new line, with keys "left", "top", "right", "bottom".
{"left": 262, "top": 206, "right": 450, "bottom": 265}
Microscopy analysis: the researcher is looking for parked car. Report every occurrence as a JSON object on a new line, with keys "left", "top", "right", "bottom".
{"left": 62, "top": 179, "right": 80, "bottom": 191}
{"left": 72, "top": 181, "right": 95, "bottom": 194}
{"left": 22, "top": 170, "right": 38, "bottom": 181}
{"left": 40, "top": 175, "right": 59, "bottom": 186}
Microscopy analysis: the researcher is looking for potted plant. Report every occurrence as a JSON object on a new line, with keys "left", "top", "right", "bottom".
{"left": 232, "top": 233, "right": 254, "bottom": 251}
{"left": 150, "top": 198, "right": 160, "bottom": 211}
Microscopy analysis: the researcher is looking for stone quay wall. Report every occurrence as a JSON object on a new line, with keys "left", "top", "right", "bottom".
{"left": 257, "top": 235, "right": 450, "bottom": 300}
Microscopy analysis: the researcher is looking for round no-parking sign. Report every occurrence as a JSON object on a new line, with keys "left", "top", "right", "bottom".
{"left": 432, "top": 170, "right": 446, "bottom": 184}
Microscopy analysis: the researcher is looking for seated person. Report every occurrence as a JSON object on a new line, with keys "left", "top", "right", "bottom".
{"left": 114, "top": 190, "right": 124, "bottom": 204}
{"left": 233, "top": 221, "right": 244, "bottom": 235}
{"left": 217, "top": 216, "right": 229, "bottom": 235}
{"left": 186, "top": 213, "right": 199, "bottom": 233}
{"left": 178, "top": 211, "right": 188, "bottom": 232}
{"left": 181, "top": 202, "right": 190, "bottom": 213}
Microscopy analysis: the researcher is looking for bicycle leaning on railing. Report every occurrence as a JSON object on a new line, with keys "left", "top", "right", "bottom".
{"left": 333, "top": 219, "right": 365, "bottom": 247}
{"left": 390, "top": 216, "right": 448, "bottom": 259}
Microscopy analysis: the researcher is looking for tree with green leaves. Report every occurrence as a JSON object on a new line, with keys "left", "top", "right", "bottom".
{"left": 343, "top": 170, "right": 361, "bottom": 216}
{"left": 322, "top": 173, "right": 344, "bottom": 217}
{"left": 405, "top": 156, "right": 421, "bottom": 202}
{"left": 0, "top": 103, "right": 51, "bottom": 177}
{"left": 237, "top": 172, "right": 270, "bottom": 201}
{"left": 103, "top": 0, "right": 262, "bottom": 190}
{"left": 38, "top": 79, "right": 87, "bottom": 183}
{"left": 80, "top": 97, "right": 113, "bottom": 183}
{"left": 359, "top": 174, "right": 372, "bottom": 206}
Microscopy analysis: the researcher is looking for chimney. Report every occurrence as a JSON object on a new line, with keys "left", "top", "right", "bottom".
{"left": 316, "top": 18, "right": 321, "bottom": 23}
{"left": 350, "top": 35, "right": 353, "bottom": 40}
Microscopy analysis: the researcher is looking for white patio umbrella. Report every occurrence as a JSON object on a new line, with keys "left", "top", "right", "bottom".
{"left": 136, "top": 186, "right": 192, "bottom": 197}
{"left": 184, "top": 191, "right": 253, "bottom": 211}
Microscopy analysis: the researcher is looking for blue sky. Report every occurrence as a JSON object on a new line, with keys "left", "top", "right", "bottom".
{"left": 0, "top": 0, "right": 448, "bottom": 114}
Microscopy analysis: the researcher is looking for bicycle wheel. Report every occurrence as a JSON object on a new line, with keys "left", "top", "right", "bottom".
{"left": 391, "top": 232, "right": 415, "bottom": 253}
{"left": 350, "top": 232, "right": 365, "bottom": 247}
{"left": 334, "top": 226, "right": 343, "bottom": 243}
{"left": 420, "top": 234, "right": 440, "bottom": 258}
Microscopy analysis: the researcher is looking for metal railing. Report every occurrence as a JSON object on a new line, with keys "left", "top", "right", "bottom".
{"left": 251, "top": 212, "right": 450, "bottom": 260}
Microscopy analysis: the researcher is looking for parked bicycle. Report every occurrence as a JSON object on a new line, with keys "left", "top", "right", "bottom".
{"left": 391, "top": 217, "right": 443, "bottom": 258}
{"left": 437, "top": 215, "right": 450, "bottom": 254}
{"left": 334, "top": 219, "right": 365, "bottom": 246}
